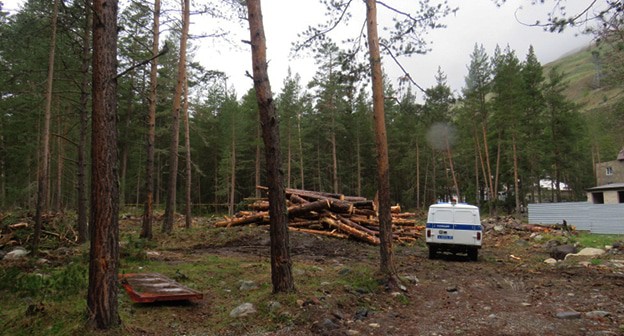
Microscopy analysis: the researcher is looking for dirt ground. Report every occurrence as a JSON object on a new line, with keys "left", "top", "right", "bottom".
{"left": 133, "top": 219, "right": 624, "bottom": 336}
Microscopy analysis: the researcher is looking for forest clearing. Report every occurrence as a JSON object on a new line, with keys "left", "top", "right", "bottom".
{"left": 1, "top": 210, "right": 624, "bottom": 336}
{"left": 2, "top": 0, "right": 624, "bottom": 334}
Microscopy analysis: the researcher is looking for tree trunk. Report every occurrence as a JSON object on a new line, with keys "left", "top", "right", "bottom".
{"left": 87, "top": 0, "right": 120, "bottom": 329}
{"left": 141, "top": 0, "right": 160, "bottom": 239}
{"left": 33, "top": 0, "right": 59, "bottom": 255}
{"left": 55, "top": 112, "right": 64, "bottom": 212}
{"left": 512, "top": 135, "right": 521, "bottom": 214}
{"left": 119, "top": 77, "right": 133, "bottom": 206}
{"left": 183, "top": 71, "right": 192, "bottom": 228}
{"left": 77, "top": 2, "right": 91, "bottom": 243}
{"left": 415, "top": 141, "right": 420, "bottom": 209}
{"left": 365, "top": 0, "right": 398, "bottom": 287}
{"left": 297, "top": 110, "right": 305, "bottom": 189}
{"left": 287, "top": 117, "right": 292, "bottom": 189}
{"left": 356, "top": 129, "right": 362, "bottom": 196}
{"left": 163, "top": 0, "right": 190, "bottom": 234}
{"left": 246, "top": 0, "right": 295, "bottom": 293}
{"left": 228, "top": 108, "right": 236, "bottom": 216}
{"left": 255, "top": 121, "right": 262, "bottom": 198}
{"left": 446, "top": 136, "right": 460, "bottom": 201}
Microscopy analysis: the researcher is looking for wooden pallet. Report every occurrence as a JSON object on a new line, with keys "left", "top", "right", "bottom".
{"left": 119, "top": 273, "right": 203, "bottom": 303}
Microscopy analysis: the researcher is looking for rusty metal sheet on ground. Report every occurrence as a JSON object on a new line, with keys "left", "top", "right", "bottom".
{"left": 119, "top": 273, "right": 204, "bottom": 303}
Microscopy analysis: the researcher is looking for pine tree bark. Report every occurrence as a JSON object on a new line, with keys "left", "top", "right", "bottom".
{"left": 33, "top": 0, "right": 60, "bottom": 255}
{"left": 163, "top": 0, "right": 190, "bottom": 234}
{"left": 246, "top": 0, "right": 295, "bottom": 293}
{"left": 512, "top": 135, "right": 521, "bottom": 214}
{"left": 141, "top": 0, "right": 160, "bottom": 239}
{"left": 255, "top": 121, "right": 262, "bottom": 198}
{"left": 87, "top": 0, "right": 120, "bottom": 329}
{"left": 365, "top": 0, "right": 398, "bottom": 287}
{"left": 297, "top": 111, "right": 305, "bottom": 189}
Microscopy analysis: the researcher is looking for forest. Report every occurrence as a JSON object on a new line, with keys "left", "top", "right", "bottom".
{"left": 1, "top": 0, "right": 624, "bottom": 333}
{"left": 2, "top": 0, "right": 621, "bottom": 220}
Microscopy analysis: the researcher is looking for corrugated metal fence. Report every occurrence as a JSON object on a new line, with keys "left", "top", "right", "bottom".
{"left": 528, "top": 202, "right": 624, "bottom": 234}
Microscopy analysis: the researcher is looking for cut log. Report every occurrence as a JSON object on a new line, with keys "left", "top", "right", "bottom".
{"left": 336, "top": 214, "right": 378, "bottom": 237}
{"left": 321, "top": 216, "right": 380, "bottom": 245}
{"left": 328, "top": 199, "right": 354, "bottom": 214}
{"left": 289, "top": 193, "right": 309, "bottom": 204}
{"left": 215, "top": 212, "right": 268, "bottom": 227}
{"left": 287, "top": 199, "right": 330, "bottom": 218}
{"left": 392, "top": 212, "right": 418, "bottom": 218}
{"left": 343, "top": 195, "right": 367, "bottom": 202}
{"left": 288, "top": 220, "right": 321, "bottom": 227}
{"left": 353, "top": 208, "right": 376, "bottom": 217}
{"left": 391, "top": 218, "right": 417, "bottom": 226}
{"left": 391, "top": 204, "right": 401, "bottom": 213}
{"left": 256, "top": 185, "right": 344, "bottom": 200}
{"left": 289, "top": 227, "right": 349, "bottom": 239}
{"left": 352, "top": 200, "right": 375, "bottom": 210}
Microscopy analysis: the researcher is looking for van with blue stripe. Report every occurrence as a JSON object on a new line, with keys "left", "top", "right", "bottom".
{"left": 426, "top": 202, "right": 482, "bottom": 261}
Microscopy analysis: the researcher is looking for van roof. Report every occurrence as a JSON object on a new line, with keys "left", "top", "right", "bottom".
{"left": 429, "top": 203, "right": 479, "bottom": 210}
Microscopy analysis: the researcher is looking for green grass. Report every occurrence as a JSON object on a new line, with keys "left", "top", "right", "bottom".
{"left": 573, "top": 233, "right": 624, "bottom": 249}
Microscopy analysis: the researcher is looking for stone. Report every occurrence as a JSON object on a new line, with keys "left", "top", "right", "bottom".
{"left": 267, "top": 301, "right": 281, "bottom": 312}
{"left": 567, "top": 247, "right": 606, "bottom": 258}
{"left": 229, "top": 303, "right": 256, "bottom": 318}
{"left": 4, "top": 247, "right": 29, "bottom": 260}
{"left": 550, "top": 244, "right": 577, "bottom": 260}
{"left": 556, "top": 311, "right": 581, "bottom": 319}
{"left": 239, "top": 280, "right": 258, "bottom": 291}
{"left": 403, "top": 275, "right": 420, "bottom": 284}
{"left": 544, "top": 258, "right": 558, "bottom": 265}
{"left": 311, "top": 318, "right": 339, "bottom": 333}
{"left": 346, "top": 330, "right": 360, "bottom": 336}
{"left": 585, "top": 310, "right": 611, "bottom": 319}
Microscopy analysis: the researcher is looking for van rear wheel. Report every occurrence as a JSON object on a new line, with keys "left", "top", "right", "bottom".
{"left": 428, "top": 246, "right": 437, "bottom": 259}
{"left": 468, "top": 248, "right": 478, "bottom": 261}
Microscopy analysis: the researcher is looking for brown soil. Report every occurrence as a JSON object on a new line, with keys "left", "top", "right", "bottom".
{"left": 128, "top": 219, "right": 624, "bottom": 336}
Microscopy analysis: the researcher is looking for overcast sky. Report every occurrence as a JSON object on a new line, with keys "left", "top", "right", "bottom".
{"left": 198, "top": 0, "right": 597, "bottom": 102}
{"left": 3, "top": 0, "right": 597, "bottom": 102}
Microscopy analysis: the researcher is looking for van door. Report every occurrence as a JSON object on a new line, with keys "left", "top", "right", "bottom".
{"left": 428, "top": 208, "right": 454, "bottom": 243}
{"left": 451, "top": 209, "right": 480, "bottom": 246}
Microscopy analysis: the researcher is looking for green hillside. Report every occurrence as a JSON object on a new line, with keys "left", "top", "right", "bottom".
{"left": 544, "top": 46, "right": 622, "bottom": 112}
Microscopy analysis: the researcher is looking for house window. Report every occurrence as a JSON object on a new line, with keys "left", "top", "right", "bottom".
{"left": 606, "top": 167, "right": 613, "bottom": 176}
{"left": 619, "top": 191, "right": 624, "bottom": 204}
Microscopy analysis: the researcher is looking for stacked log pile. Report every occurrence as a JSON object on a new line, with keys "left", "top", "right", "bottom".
{"left": 215, "top": 187, "right": 424, "bottom": 245}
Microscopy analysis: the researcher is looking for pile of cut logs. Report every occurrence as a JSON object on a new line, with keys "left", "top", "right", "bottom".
{"left": 214, "top": 187, "right": 424, "bottom": 245}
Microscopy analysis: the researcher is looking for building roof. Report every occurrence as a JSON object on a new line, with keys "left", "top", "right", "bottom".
{"left": 586, "top": 183, "right": 624, "bottom": 191}
{"left": 618, "top": 148, "right": 624, "bottom": 161}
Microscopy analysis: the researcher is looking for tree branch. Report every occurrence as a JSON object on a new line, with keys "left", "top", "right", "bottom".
{"left": 115, "top": 42, "right": 169, "bottom": 79}
{"left": 293, "top": 0, "right": 354, "bottom": 53}
{"left": 380, "top": 43, "right": 425, "bottom": 93}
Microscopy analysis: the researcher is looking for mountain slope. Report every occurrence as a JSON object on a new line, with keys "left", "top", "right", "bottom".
{"left": 543, "top": 45, "right": 622, "bottom": 112}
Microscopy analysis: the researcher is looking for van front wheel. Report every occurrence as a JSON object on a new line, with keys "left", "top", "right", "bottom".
{"left": 468, "top": 248, "right": 478, "bottom": 261}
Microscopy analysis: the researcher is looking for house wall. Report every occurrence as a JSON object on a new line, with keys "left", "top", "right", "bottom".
{"left": 586, "top": 190, "right": 623, "bottom": 204}
{"left": 595, "top": 160, "right": 624, "bottom": 185}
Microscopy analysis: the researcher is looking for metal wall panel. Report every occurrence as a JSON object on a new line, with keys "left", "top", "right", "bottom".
{"left": 528, "top": 202, "right": 624, "bottom": 234}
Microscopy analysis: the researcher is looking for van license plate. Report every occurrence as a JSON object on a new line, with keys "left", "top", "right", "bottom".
{"left": 437, "top": 235, "right": 453, "bottom": 240}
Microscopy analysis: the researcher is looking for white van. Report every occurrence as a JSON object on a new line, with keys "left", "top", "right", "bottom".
{"left": 425, "top": 202, "right": 482, "bottom": 261}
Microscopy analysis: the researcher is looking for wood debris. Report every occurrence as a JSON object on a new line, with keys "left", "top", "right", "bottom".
{"left": 215, "top": 186, "right": 424, "bottom": 245}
